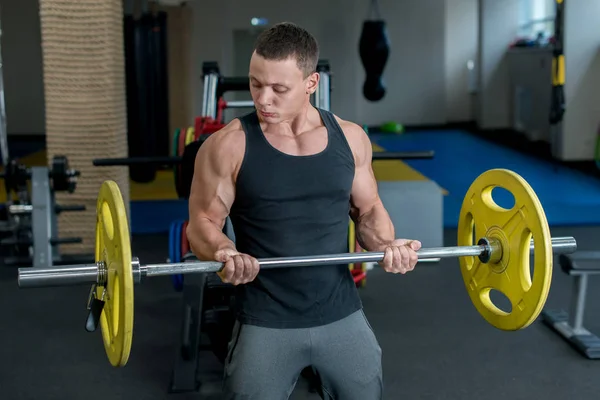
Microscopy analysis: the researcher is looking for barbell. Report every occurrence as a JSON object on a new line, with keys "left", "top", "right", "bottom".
{"left": 16, "top": 168, "right": 577, "bottom": 368}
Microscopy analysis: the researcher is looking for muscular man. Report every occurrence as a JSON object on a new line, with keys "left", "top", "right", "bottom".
{"left": 187, "top": 22, "right": 421, "bottom": 399}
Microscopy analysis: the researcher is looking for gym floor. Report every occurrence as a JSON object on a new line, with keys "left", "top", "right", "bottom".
{"left": 1, "top": 225, "right": 599, "bottom": 399}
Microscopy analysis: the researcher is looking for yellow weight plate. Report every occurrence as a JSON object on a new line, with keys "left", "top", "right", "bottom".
{"left": 96, "top": 181, "right": 134, "bottom": 367}
{"left": 457, "top": 169, "right": 552, "bottom": 331}
{"left": 185, "top": 127, "right": 195, "bottom": 145}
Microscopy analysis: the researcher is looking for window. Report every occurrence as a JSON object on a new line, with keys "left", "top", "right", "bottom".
{"left": 518, "top": 0, "right": 556, "bottom": 39}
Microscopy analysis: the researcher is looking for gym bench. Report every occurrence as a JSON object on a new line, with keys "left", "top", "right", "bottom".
{"left": 542, "top": 252, "right": 600, "bottom": 359}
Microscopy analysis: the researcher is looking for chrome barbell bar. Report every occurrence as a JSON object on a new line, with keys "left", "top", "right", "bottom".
{"left": 17, "top": 236, "right": 577, "bottom": 289}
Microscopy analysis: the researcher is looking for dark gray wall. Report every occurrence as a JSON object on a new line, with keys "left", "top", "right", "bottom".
{"left": 0, "top": 0, "right": 45, "bottom": 135}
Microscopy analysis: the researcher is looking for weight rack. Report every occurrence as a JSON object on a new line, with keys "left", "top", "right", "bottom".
{"left": 201, "top": 58, "right": 333, "bottom": 119}
{"left": 0, "top": 156, "right": 94, "bottom": 268}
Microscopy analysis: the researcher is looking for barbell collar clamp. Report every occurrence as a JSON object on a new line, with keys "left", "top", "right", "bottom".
{"left": 132, "top": 258, "right": 142, "bottom": 284}
{"left": 478, "top": 237, "right": 502, "bottom": 264}
{"left": 16, "top": 236, "right": 577, "bottom": 289}
{"left": 97, "top": 261, "right": 107, "bottom": 285}
{"left": 95, "top": 258, "right": 141, "bottom": 286}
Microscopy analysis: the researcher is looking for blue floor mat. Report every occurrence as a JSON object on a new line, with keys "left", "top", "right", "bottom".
{"left": 370, "top": 130, "right": 600, "bottom": 228}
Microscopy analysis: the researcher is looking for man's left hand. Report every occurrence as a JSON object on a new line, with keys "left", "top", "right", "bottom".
{"left": 378, "top": 239, "right": 422, "bottom": 274}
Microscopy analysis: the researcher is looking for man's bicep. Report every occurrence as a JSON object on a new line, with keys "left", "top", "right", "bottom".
{"left": 349, "top": 129, "right": 380, "bottom": 219}
{"left": 188, "top": 137, "right": 236, "bottom": 228}
{"left": 350, "top": 161, "right": 379, "bottom": 218}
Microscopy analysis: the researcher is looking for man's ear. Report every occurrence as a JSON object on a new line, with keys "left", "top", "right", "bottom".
{"left": 306, "top": 72, "right": 320, "bottom": 94}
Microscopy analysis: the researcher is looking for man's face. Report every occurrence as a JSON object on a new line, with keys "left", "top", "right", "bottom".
{"left": 249, "top": 51, "right": 318, "bottom": 123}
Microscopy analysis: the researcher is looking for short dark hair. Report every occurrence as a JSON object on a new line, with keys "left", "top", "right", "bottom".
{"left": 254, "top": 22, "right": 319, "bottom": 78}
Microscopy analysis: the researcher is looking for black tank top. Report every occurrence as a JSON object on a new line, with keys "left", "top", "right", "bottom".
{"left": 229, "top": 108, "right": 363, "bottom": 329}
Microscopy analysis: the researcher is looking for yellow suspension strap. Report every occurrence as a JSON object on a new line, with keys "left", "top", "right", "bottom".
{"left": 550, "top": 0, "right": 565, "bottom": 125}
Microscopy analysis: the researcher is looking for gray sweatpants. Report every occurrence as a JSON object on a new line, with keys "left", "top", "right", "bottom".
{"left": 221, "top": 309, "right": 383, "bottom": 399}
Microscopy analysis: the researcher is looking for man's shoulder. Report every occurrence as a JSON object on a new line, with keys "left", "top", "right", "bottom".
{"left": 328, "top": 113, "right": 370, "bottom": 157}
{"left": 202, "top": 119, "right": 246, "bottom": 154}
{"left": 197, "top": 119, "right": 247, "bottom": 177}
{"left": 205, "top": 119, "right": 244, "bottom": 143}
{"left": 330, "top": 113, "right": 363, "bottom": 135}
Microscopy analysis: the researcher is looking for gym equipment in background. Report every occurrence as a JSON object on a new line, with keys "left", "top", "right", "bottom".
{"left": 541, "top": 252, "right": 600, "bottom": 359}
{"left": 123, "top": 11, "right": 169, "bottom": 183}
{"left": 549, "top": 0, "right": 565, "bottom": 125}
{"left": 313, "top": 60, "right": 332, "bottom": 112}
{"left": 92, "top": 59, "right": 342, "bottom": 199}
{"left": 379, "top": 121, "right": 404, "bottom": 134}
{"left": 0, "top": 156, "right": 93, "bottom": 268}
{"left": 200, "top": 59, "right": 332, "bottom": 122}
{"left": 16, "top": 168, "right": 578, "bottom": 368}
{"left": 92, "top": 58, "right": 433, "bottom": 196}
{"left": 359, "top": 0, "right": 390, "bottom": 102}
{"left": 0, "top": 13, "right": 8, "bottom": 168}
{"left": 169, "top": 219, "right": 186, "bottom": 291}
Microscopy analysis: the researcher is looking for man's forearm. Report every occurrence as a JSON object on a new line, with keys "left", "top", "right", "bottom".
{"left": 187, "top": 218, "right": 236, "bottom": 260}
{"left": 354, "top": 202, "right": 395, "bottom": 252}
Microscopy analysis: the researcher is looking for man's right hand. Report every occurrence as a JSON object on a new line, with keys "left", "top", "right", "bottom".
{"left": 214, "top": 248, "right": 260, "bottom": 285}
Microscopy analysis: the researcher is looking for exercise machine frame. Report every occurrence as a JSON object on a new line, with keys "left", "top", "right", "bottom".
{"left": 1, "top": 160, "right": 92, "bottom": 268}
{"left": 201, "top": 59, "right": 333, "bottom": 120}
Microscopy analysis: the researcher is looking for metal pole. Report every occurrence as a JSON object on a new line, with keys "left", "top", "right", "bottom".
{"left": 225, "top": 100, "right": 255, "bottom": 108}
{"left": 569, "top": 274, "right": 588, "bottom": 334}
{"left": 93, "top": 155, "right": 182, "bottom": 166}
{"left": 19, "top": 264, "right": 99, "bottom": 287}
{"left": 313, "top": 60, "right": 331, "bottom": 111}
{"left": 143, "top": 245, "right": 480, "bottom": 277}
{"left": 31, "top": 168, "right": 53, "bottom": 269}
{"left": 201, "top": 74, "right": 210, "bottom": 117}
{"left": 372, "top": 151, "right": 435, "bottom": 160}
{"left": 207, "top": 74, "right": 219, "bottom": 120}
{"left": 17, "top": 236, "right": 578, "bottom": 288}
{"left": 317, "top": 72, "right": 330, "bottom": 111}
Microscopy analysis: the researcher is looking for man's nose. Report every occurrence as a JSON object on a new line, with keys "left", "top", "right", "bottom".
{"left": 256, "top": 89, "right": 272, "bottom": 106}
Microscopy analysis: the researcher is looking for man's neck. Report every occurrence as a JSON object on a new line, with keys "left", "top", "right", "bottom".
{"left": 264, "top": 103, "right": 318, "bottom": 137}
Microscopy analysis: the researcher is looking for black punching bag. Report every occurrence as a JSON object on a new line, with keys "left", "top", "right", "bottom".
{"left": 359, "top": 21, "right": 390, "bottom": 102}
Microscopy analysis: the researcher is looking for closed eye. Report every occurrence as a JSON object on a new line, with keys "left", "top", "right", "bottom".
{"left": 273, "top": 85, "right": 289, "bottom": 93}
